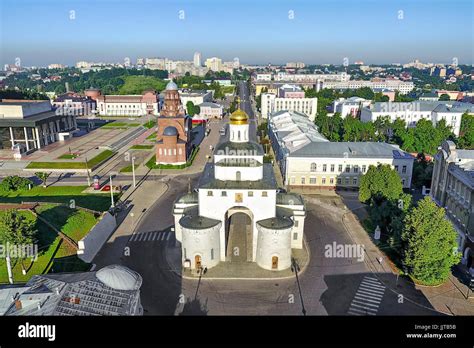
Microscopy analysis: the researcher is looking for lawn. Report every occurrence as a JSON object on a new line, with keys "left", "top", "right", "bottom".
{"left": 119, "top": 164, "right": 139, "bottom": 173}
{"left": 0, "top": 186, "right": 117, "bottom": 211}
{"left": 101, "top": 122, "right": 141, "bottom": 128}
{"left": 146, "top": 132, "right": 156, "bottom": 140}
{"left": 143, "top": 120, "right": 156, "bottom": 129}
{"left": 130, "top": 144, "right": 154, "bottom": 150}
{"left": 26, "top": 150, "right": 115, "bottom": 170}
{"left": 146, "top": 146, "right": 199, "bottom": 169}
{"left": 58, "top": 153, "right": 78, "bottom": 160}
{"left": 0, "top": 208, "right": 92, "bottom": 284}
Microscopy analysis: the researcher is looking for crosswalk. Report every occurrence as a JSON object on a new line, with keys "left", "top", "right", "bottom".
{"left": 129, "top": 230, "right": 172, "bottom": 243}
{"left": 347, "top": 276, "right": 386, "bottom": 316}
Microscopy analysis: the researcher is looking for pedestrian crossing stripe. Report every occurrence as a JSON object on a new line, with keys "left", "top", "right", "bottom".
{"left": 129, "top": 231, "right": 171, "bottom": 242}
{"left": 347, "top": 276, "right": 386, "bottom": 316}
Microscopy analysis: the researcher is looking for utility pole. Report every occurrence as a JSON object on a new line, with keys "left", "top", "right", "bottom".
{"left": 6, "top": 253, "right": 13, "bottom": 284}
{"left": 85, "top": 156, "right": 91, "bottom": 186}
{"left": 194, "top": 266, "right": 207, "bottom": 300}
{"left": 132, "top": 156, "right": 136, "bottom": 188}
{"left": 110, "top": 173, "right": 115, "bottom": 208}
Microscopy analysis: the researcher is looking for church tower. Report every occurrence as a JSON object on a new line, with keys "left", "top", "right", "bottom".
{"left": 228, "top": 98, "right": 249, "bottom": 143}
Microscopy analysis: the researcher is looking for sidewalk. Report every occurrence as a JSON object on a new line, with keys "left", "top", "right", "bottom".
{"left": 92, "top": 178, "right": 168, "bottom": 268}
{"left": 341, "top": 204, "right": 474, "bottom": 316}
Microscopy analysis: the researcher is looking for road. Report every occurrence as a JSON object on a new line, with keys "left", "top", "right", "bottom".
{"left": 93, "top": 81, "right": 440, "bottom": 316}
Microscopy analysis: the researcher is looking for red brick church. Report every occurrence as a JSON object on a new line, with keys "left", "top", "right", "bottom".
{"left": 155, "top": 81, "right": 192, "bottom": 164}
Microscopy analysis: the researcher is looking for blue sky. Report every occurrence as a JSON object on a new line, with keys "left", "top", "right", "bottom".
{"left": 1, "top": 0, "right": 472, "bottom": 67}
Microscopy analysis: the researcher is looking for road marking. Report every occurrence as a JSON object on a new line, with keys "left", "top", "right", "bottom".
{"left": 137, "top": 233, "right": 144, "bottom": 241}
{"left": 152, "top": 232, "right": 158, "bottom": 241}
{"left": 130, "top": 234, "right": 137, "bottom": 242}
{"left": 147, "top": 233, "right": 153, "bottom": 241}
{"left": 347, "top": 276, "right": 386, "bottom": 316}
{"left": 166, "top": 232, "right": 171, "bottom": 241}
{"left": 161, "top": 232, "right": 167, "bottom": 241}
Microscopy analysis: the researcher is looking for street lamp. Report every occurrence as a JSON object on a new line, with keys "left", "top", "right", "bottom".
{"left": 85, "top": 156, "right": 91, "bottom": 186}
{"left": 194, "top": 266, "right": 208, "bottom": 300}
{"left": 109, "top": 172, "right": 117, "bottom": 208}
{"left": 132, "top": 156, "right": 136, "bottom": 188}
{"left": 291, "top": 258, "right": 306, "bottom": 316}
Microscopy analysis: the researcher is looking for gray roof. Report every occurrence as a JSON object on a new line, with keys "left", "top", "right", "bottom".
{"left": 179, "top": 206, "right": 221, "bottom": 230}
{"left": 3, "top": 265, "right": 143, "bottom": 316}
{"left": 198, "top": 163, "right": 277, "bottom": 190}
{"left": 163, "top": 126, "right": 178, "bottom": 136}
{"left": 0, "top": 111, "right": 67, "bottom": 127}
{"left": 289, "top": 141, "right": 414, "bottom": 159}
{"left": 199, "top": 102, "right": 222, "bottom": 108}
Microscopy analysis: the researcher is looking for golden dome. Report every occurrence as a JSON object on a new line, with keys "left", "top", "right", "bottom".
{"left": 229, "top": 109, "right": 249, "bottom": 125}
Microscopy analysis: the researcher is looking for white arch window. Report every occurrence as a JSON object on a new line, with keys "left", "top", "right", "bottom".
{"left": 310, "top": 163, "right": 317, "bottom": 172}
{"left": 159, "top": 148, "right": 162, "bottom": 155}
{"left": 238, "top": 131, "right": 241, "bottom": 141}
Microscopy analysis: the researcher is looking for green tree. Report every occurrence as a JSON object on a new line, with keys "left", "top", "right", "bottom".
{"left": 35, "top": 172, "right": 51, "bottom": 188}
{"left": 186, "top": 101, "right": 200, "bottom": 116}
{"left": 439, "top": 93, "right": 451, "bottom": 101}
{"left": 401, "top": 197, "right": 461, "bottom": 285}
{"left": 0, "top": 176, "right": 32, "bottom": 192}
{"left": 359, "top": 164, "right": 403, "bottom": 203}
{"left": 458, "top": 112, "right": 474, "bottom": 149}
{"left": 0, "top": 210, "right": 37, "bottom": 274}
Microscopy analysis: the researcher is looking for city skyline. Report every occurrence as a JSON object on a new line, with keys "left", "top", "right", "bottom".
{"left": 1, "top": 0, "right": 473, "bottom": 67}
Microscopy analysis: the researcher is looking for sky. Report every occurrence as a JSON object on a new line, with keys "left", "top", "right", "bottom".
{"left": 0, "top": 0, "right": 473, "bottom": 67}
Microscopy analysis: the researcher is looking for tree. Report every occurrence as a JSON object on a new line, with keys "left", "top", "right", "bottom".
{"left": 359, "top": 164, "right": 403, "bottom": 203}
{"left": 35, "top": 172, "right": 51, "bottom": 188}
{"left": 0, "top": 210, "right": 37, "bottom": 275}
{"left": 186, "top": 101, "right": 200, "bottom": 116}
{"left": 0, "top": 176, "right": 32, "bottom": 193}
{"left": 458, "top": 112, "right": 474, "bottom": 149}
{"left": 439, "top": 93, "right": 451, "bottom": 101}
{"left": 401, "top": 197, "right": 461, "bottom": 285}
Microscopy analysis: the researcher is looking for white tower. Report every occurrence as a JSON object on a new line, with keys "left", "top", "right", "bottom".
{"left": 228, "top": 101, "right": 249, "bottom": 143}
{"left": 193, "top": 52, "right": 201, "bottom": 67}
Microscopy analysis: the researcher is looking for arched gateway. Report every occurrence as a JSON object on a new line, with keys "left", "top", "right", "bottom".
{"left": 173, "top": 106, "right": 307, "bottom": 271}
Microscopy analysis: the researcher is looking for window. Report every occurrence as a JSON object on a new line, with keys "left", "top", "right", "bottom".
{"left": 402, "top": 179, "right": 406, "bottom": 186}
{"left": 294, "top": 220, "right": 299, "bottom": 227}
{"left": 402, "top": 165, "right": 407, "bottom": 174}
{"left": 207, "top": 191, "right": 213, "bottom": 196}
{"left": 211, "top": 248, "right": 214, "bottom": 260}
{"left": 159, "top": 148, "right": 162, "bottom": 155}
{"left": 184, "top": 248, "right": 187, "bottom": 259}
{"left": 337, "top": 177, "right": 342, "bottom": 184}
{"left": 362, "top": 165, "right": 366, "bottom": 173}
{"left": 323, "top": 164, "right": 327, "bottom": 172}
{"left": 293, "top": 233, "right": 298, "bottom": 240}
{"left": 221, "top": 191, "right": 227, "bottom": 197}
{"left": 353, "top": 165, "right": 359, "bottom": 173}
{"left": 248, "top": 191, "right": 254, "bottom": 197}
{"left": 395, "top": 165, "right": 399, "bottom": 172}
{"left": 310, "top": 177, "right": 316, "bottom": 184}
{"left": 330, "top": 164, "right": 335, "bottom": 172}
{"left": 345, "top": 165, "right": 350, "bottom": 173}
{"left": 330, "top": 178, "right": 334, "bottom": 184}
{"left": 353, "top": 177, "right": 357, "bottom": 185}
{"left": 262, "top": 191, "right": 268, "bottom": 197}
{"left": 338, "top": 164, "right": 343, "bottom": 172}
{"left": 310, "top": 163, "right": 317, "bottom": 172}
{"left": 345, "top": 177, "right": 350, "bottom": 185}
{"left": 301, "top": 177, "right": 305, "bottom": 185}
{"left": 322, "top": 178, "right": 326, "bottom": 184}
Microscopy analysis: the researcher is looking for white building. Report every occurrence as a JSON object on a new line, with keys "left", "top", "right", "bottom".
{"left": 173, "top": 108, "right": 306, "bottom": 271}
{"left": 360, "top": 101, "right": 474, "bottom": 137}
{"left": 205, "top": 57, "right": 223, "bottom": 72}
{"left": 430, "top": 141, "right": 474, "bottom": 272}
{"left": 96, "top": 91, "right": 159, "bottom": 116}
{"left": 268, "top": 110, "right": 414, "bottom": 190}
{"left": 256, "top": 73, "right": 272, "bottom": 81}
{"left": 274, "top": 72, "right": 350, "bottom": 83}
{"left": 321, "top": 79, "right": 414, "bottom": 94}
{"left": 198, "top": 102, "right": 224, "bottom": 120}
{"left": 178, "top": 90, "right": 213, "bottom": 106}
{"left": 261, "top": 85, "right": 317, "bottom": 121}
{"left": 330, "top": 97, "right": 371, "bottom": 118}
{"left": 193, "top": 52, "right": 201, "bottom": 67}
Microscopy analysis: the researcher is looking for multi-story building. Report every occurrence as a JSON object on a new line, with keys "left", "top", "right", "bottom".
{"left": 177, "top": 90, "right": 213, "bottom": 106}
{"left": 268, "top": 110, "right": 414, "bottom": 191}
{"left": 47, "top": 63, "right": 66, "bottom": 69}
{"left": 322, "top": 78, "right": 415, "bottom": 94}
{"left": 286, "top": 62, "right": 306, "bottom": 69}
{"left": 0, "top": 100, "right": 77, "bottom": 155}
{"left": 330, "top": 97, "right": 371, "bottom": 118}
{"left": 261, "top": 85, "right": 317, "bottom": 121}
{"left": 193, "top": 52, "right": 201, "bottom": 67}
{"left": 52, "top": 92, "right": 96, "bottom": 116}
{"left": 256, "top": 73, "right": 272, "bottom": 81}
{"left": 205, "top": 57, "right": 222, "bottom": 72}
{"left": 198, "top": 102, "right": 224, "bottom": 120}
{"left": 360, "top": 101, "right": 474, "bottom": 137}
{"left": 96, "top": 90, "right": 159, "bottom": 116}
{"left": 274, "top": 72, "right": 350, "bottom": 83}
{"left": 430, "top": 141, "right": 474, "bottom": 274}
